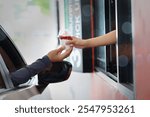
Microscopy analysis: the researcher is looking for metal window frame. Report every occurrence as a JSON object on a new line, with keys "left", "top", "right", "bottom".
{"left": 116, "top": 0, "right": 133, "bottom": 84}
{"left": 94, "top": 0, "right": 134, "bottom": 88}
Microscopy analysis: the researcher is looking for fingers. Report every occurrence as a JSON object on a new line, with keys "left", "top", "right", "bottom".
{"left": 47, "top": 45, "right": 73, "bottom": 62}
{"left": 60, "top": 47, "right": 73, "bottom": 59}
{"left": 59, "top": 36, "right": 76, "bottom": 47}
{"left": 65, "top": 40, "right": 74, "bottom": 45}
{"left": 56, "top": 45, "right": 65, "bottom": 53}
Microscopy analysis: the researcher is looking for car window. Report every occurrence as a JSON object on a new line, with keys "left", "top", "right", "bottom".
{"left": 0, "top": 72, "right": 5, "bottom": 89}
{"left": 0, "top": 53, "right": 14, "bottom": 89}
{"left": 0, "top": 47, "right": 16, "bottom": 72}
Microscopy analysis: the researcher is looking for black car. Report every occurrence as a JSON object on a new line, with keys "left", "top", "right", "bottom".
{"left": 0, "top": 25, "right": 72, "bottom": 100}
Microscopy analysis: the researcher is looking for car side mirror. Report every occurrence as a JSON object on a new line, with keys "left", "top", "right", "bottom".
{"left": 38, "top": 61, "right": 72, "bottom": 86}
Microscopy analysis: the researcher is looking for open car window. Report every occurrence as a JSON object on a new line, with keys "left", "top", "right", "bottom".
{"left": 0, "top": 47, "right": 16, "bottom": 72}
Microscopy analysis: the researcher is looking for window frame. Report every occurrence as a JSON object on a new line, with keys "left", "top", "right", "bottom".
{"left": 116, "top": 0, "right": 133, "bottom": 84}
{"left": 94, "top": 0, "right": 134, "bottom": 89}
{"left": 94, "top": 0, "right": 117, "bottom": 81}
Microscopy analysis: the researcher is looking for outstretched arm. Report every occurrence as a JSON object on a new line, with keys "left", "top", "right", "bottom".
{"left": 60, "top": 30, "right": 116, "bottom": 48}
{"left": 10, "top": 46, "right": 73, "bottom": 86}
{"left": 85, "top": 30, "right": 116, "bottom": 48}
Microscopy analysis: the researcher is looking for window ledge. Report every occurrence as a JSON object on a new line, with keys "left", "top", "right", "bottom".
{"left": 95, "top": 71, "right": 135, "bottom": 100}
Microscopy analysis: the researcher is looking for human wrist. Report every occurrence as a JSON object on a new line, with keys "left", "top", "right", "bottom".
{"left": 47, "top": 53, "right": 53, "bottom": 62}
{"left": 43, "top": 55, "right": 52, "bottom": 66}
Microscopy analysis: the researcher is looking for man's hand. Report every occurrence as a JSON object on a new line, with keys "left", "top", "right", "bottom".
{"left": 47, "top": 46, "right": 73, "bottom": 62}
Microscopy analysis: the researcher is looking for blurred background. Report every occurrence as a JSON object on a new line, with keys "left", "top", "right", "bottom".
{"left": 0, "top": 0, "right": 58, "bottom": 64}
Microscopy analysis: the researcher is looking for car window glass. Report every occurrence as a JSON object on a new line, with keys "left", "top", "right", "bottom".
{"left": 0, "top": 27, "right": 6, "bottom": 41}
{"left": 0, "top": 71, "right": 5, "bottom": 88}
{"left": 0, "top": 47, "right": 16, "bottom": 72}
{"left": 0, "top": 54, "right": 14, "bottom": 89}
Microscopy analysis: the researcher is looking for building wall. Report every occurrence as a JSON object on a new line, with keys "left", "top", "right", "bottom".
{"left": 132, "top": 0, "right": 150, "bottom": 99}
